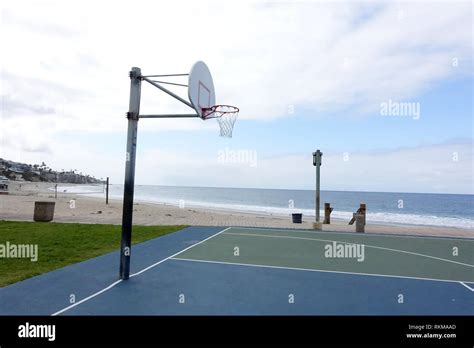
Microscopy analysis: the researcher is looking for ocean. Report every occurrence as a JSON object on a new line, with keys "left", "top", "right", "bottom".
{"left": 61, "top": 184, "right": 474, "bottom": 229}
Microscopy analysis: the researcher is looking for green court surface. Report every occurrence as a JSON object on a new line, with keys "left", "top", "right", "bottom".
{"left": 174, "top": 227, "right": 474, "bottom": 283}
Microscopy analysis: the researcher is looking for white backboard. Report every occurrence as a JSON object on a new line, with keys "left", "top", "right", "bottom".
{"left": 188, "top": 61, "right": 215, "bottom": 119}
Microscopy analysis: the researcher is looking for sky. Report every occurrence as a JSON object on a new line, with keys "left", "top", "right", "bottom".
{"left": 0, "top": 0, "right": 472, "bottom": 194}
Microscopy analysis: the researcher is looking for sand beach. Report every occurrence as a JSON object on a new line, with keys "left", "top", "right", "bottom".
{"left": 1, "top": 182, "right": 472, "bottom": 238}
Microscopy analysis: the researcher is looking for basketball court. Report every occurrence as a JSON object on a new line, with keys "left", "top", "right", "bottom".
{"left": 1, "top": 62, "right": 472, "bottom": 316}
{"left": 0, "top": 226, "right": 472, "bottom": 315}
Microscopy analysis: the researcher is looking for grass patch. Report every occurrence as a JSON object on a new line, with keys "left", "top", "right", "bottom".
{"left": 0, "top": 220, "right": 187, "bottom": 287}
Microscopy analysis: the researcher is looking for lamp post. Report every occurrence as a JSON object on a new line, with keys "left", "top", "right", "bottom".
{"left": 313, "top": 150, "right": 323, "bottom": 223}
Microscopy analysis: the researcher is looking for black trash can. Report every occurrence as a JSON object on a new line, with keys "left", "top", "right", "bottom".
{"left": 292, "top": 213, "right": 303, "bottom": 223}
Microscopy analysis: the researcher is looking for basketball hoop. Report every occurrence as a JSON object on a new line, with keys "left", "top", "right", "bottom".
{"left": 202, "top": 105, "right": 239, "bottom": 138}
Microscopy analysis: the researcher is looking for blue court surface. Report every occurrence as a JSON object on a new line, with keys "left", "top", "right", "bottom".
{"left": 0, "top": 226, "right": 472, "bottom": 315}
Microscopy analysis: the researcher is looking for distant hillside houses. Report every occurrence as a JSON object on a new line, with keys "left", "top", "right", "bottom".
{"left": 0, "top": 158, "right": 103, "bottom": 184}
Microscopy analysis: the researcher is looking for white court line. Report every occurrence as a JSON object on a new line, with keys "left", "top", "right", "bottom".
{"left": 130, "top": 227, "right": 231, "bottom": 277}
{"left": 52, "top": 280, "right": 122, "bottom": 316}
{"left": 51, "top": 227, "right": 231, "bottom": 316}
{"left": 223, "top": 232, "right": 474, "bottom": 268}
{"left": 459, "top": 282, "right": 474, "bottom": 292}
{"left": 232, "top": 226, "right": 474, "bottom": 241}
{"left": 170, "top": 257, "right": 472, "bottom": 284}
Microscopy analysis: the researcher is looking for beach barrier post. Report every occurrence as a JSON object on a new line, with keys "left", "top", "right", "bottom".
{"left": 106, "top": 177, "right": 109, "bottom": 205}
{"left": 352, "top": 203, "right": 366, "bottom": 232}
{"left": 355, "top": 213, "right": 365, "bottom": 232}
{"left": 323, "top": 203, "right": 333, "bottom": 224}
{"left": 349, "top": 203, "right": 367, "bottom": 228}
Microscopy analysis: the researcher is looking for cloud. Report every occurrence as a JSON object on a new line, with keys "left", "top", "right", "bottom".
{"left": 1, "top": 71, "right": 88, "bottom": 118}
{"left": 215, "top": 1, "right": 472, "bottom": 119}
{"left": 1, "top": 0, "right": 472, "bottom": 126}
{"left": 1, "top": 7, "right": 80, "bottom": 38}
{"left": 1, "top": 95, "right": 55, "bottom": 116}
{"left": 0, "top": 117, "right": 55, "bottom": 153}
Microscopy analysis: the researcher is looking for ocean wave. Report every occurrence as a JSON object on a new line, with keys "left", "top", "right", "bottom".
{"left": 332, "top": 211, "right": 473, "bottom": 229}
{"left": 127, "top": 195, "right": 473, "bottom": 229}
{"left": 54, "top": 185, "right": 104, "bottom": 194}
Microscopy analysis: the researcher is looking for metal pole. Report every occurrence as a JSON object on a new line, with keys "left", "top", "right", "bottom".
{"left": 139, "top": 114, "right": 198, "bottom": 119}
{"left": 313, "top": 150, "right": 322, "bottom": 222}
{"left": 316, "top": 161, "right": 320, "bottom": 222}
{"left": 119, "top": 67, "right": 141, "bottom": 280}
{"left": 141, "top": 73, "right": 189, "bottom": 78}
{"left": 106, "top": 177, "right": 109, "bottom": 205}
{"left": 149, "top": 80, "right": 188, "bottom": 87}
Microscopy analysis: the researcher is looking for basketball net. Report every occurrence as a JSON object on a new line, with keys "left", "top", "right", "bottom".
{"left": 202, "top": 105, "right": 239, "bottom": 138}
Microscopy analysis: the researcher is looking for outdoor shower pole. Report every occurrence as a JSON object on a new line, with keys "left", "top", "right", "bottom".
{"left": 119, "top": 67, "right": 141, "bottom": 280}
{"left": 313, "top": 150, "right": 323, "bottom": 222}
